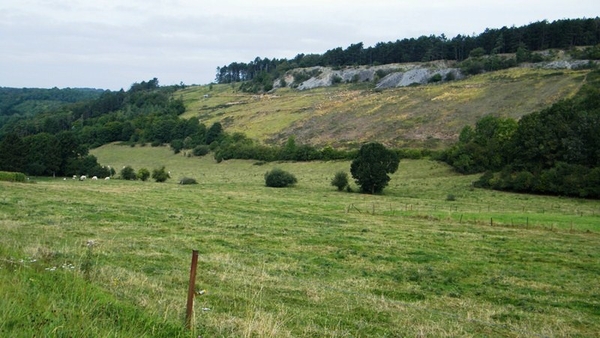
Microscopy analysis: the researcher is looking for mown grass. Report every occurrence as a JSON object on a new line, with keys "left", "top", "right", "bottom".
{"left": 1, "top": 144, "right": 599, "bottom": 337}
{"left": 177, "top": 68, "right": 589, "bottom": 148}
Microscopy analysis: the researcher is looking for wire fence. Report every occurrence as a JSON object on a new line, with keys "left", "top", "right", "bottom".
{"left": 344, "top": 201, "right": 600, "bottom": 232}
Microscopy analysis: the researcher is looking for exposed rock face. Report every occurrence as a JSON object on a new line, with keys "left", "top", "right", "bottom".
{"left": 273, "top": 59, "right": 596, "bottom": 91}
{"left": 276, "top": 62, "right": 464, "bottom": 90}
{"left": 538, "top": 60, "right": 592, "bottom": 69}
{"left": 375, "top": 68, "right": 462, "bottom": 89}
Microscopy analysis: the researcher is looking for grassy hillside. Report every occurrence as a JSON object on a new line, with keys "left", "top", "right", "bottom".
{"left": 1, "top": 144, "right": 599, "bottom": 336}
{"left": 177, "top": 67, "right": 589, "bottom": 149}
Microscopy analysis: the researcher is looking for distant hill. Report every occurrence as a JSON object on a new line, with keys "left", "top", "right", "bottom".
{"left": 0, "top": 87, "right": 105, "bottom": 117}
{"left": 178, "top": 64, "right": 591, "bottom": 149}
{"left": 215, "top": 17, "right": 600, "bottom": 91}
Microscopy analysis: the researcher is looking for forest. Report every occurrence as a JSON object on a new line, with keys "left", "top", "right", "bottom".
{"left": 0, "top": 79, "right": 205, "bottom": 177}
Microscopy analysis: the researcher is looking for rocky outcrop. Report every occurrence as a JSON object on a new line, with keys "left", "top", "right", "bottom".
{"left": 375, "top": 67, "right": 462, "bottom": 89}
{"left": 273, "top": 59, "right": 595, "bottom": 91}
{"left": 275, "top": 61, "right": 463, "bottom": 91}
{"left": 537, "top": 60, "right": 594, "bottom": 69}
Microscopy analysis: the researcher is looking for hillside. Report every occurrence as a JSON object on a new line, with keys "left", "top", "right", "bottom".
{"left": 178, "top": 66, "right": 589, "bottom": 149}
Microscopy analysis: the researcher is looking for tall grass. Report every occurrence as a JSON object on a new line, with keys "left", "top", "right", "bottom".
{"left": 1, "top": 144, "right": 599, "bottom": 336}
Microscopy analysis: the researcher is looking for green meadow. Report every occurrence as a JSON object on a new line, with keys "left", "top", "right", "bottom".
{"left": 1, "top": 144, "right": 599, "bottom": 337}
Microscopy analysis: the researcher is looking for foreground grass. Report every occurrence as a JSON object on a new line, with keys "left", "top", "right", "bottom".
{"left": 1, "top": 144, "right": 599, "bottom": 336}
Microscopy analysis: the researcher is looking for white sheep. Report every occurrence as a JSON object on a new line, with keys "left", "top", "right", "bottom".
{"left": 80, "top": 175, "right": 86, "bottom": 181}
{"left": 105, "top": 177, "right": 110, "bottom": 180}
{"left": 92, "top": 176, "right": 98, "bottom": 180}
{"left": 73, "top": 175, "right": 77, "bottom": 180}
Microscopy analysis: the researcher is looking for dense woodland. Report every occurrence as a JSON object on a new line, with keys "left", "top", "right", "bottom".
{"left": 1, "top": 18, "right": 600, "bottom": 198}
{"left": 215, "top": 18, "right": 600, "bottom": 86}
{"left": 0, "top": 79, "right": 207, "bottom": 177}
{"left": 440, "top": 69, "right": 600, "bottom": 198}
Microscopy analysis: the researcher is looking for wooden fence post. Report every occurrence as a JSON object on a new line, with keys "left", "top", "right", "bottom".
{"left": 186, "top": 250, "right": 199, "bottom": 329}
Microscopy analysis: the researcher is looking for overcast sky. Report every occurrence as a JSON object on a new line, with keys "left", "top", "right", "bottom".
{"left": 1, "top": 1, "right": 598, "bottom": 90}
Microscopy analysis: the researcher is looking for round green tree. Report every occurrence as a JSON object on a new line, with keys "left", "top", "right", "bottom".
{"left": 350, "top": 143, "right": 400, "bottom": 194}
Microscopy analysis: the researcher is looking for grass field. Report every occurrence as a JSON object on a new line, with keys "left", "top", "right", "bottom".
{"left": 1, "top": 144, "right": 599, "bottom": 337}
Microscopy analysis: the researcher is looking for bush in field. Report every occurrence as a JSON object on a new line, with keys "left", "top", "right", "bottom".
{"left": 179, "top": 177, "right": 198, "bottom": 185}
{"left": 0, "top": 171, "right": 27, "bottom": 182}
{"left": 152, "top": 166, "right": 170, "bottom": 183}
{"left": 331, "top": 171, "right": 349, "bottom": 191}
{"left": 120, "top": 166, "right": 137, "bottom": 180}
{"left": 137, "top": 168, "right": 150, "bottom": 182}
{"left": 264, "top": 168, "right": 297, "bottom": 188}
{"left": 193, "top": 145, "right": 210, "bottom": 157}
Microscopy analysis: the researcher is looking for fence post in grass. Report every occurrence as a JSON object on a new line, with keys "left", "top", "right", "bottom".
{"left": 459, "top": 214, "right": 463, "bottom": 224}
{"left": 490, "top": 218, "right": 493, "bottom": 227}
{"left": 186, "top": 249, "right": 199, "bottom": 330}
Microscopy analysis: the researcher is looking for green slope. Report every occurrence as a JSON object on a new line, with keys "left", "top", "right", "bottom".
{"left": 177, "top": 67, "right": 588, "bottom": 149}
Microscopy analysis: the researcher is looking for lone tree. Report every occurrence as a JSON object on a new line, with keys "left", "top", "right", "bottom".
{"left": 350, "top": 142, "right": 400, "bottom": 194}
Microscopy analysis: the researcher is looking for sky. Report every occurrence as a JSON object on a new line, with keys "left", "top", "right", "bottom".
{"left": 1, "top": 1, "right": 598, "bottom": 90}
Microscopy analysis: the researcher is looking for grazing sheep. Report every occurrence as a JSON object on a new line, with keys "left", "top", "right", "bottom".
{"left": 105, "top": 177, "right": 110, "bottom": 180}
{"left": 80, "top": 175, "right": 86, "bottom": 181}
{"left": 73, "top": 175, "right": 77, "bottom": 180}
{"left": 92, "top": 176, "right": 98, "bottom": 180}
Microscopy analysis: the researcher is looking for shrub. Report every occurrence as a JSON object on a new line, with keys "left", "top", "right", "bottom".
{"left": 137, "top": 168, "right": 150, "bottom": 182}
{"left": 152, "top": 166, "right": 170, "bottom": 183}
{"left": 264, "top": 168, "right": 297, "bottom": 188}
{"left": 170, "top": 139, "right": 184, "bottom": 154}
{"left": 331, "top": 171, "right": 349, "bottom": 191}
{"left": 428, "top": 73, "right": 442, "bottom": 83}
{"left": 444, "top": 71, "right": 456, "bottom": 81}
{"left": 469, "top": 47, "right": 486, "bottom": 58}
{"left": 179, "top": 177, "right": 198, "bottom": 185}
{"left": 0, "top": 171, "right": 26, "bottom": 182}
{"left": 193, "top": 145, "right": 210, "bottom": 157}
{"left": 120, "top": 166, "right": 137, "bottom": 180}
